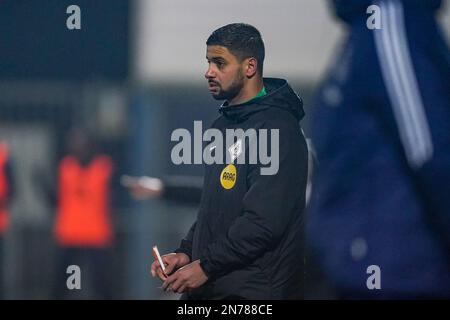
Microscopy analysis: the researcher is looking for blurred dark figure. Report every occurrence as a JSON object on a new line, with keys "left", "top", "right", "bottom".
{"left": 0, "top": 141, "right": 13, "bottom": 299}
{"left": 307, "top": 0, "right": 450, "bottom": 298}
{"left": 53, "top": 128, "right": 114, "bottom": 299}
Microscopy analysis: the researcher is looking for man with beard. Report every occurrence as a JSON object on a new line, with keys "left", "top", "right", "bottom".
{"left": 151, "top": 23, "right": 308, "bottom": 299}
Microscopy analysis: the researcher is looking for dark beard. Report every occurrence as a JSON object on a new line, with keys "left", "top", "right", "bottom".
{"left": 212, "top": 73, "right": 244, "bottom": 101}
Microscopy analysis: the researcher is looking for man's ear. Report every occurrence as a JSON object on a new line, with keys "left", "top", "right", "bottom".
{"left": 245, "top": 57, "right": 258, "bottom": 78}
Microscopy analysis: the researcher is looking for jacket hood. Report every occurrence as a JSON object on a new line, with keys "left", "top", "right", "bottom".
{"left": 219, "top": 77, "right": 304, "bottom": 122}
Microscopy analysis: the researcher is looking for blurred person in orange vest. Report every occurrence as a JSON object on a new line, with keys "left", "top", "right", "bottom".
{"left": 54, "top": 127, "right": 114, "bottom": 299}
{"left": 0, "top": 140, "right": 14, "bottom": 299}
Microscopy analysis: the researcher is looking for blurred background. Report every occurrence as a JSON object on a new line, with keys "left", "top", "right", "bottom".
{"left": 0, "top": 0, "right": 449, "bottom": 299}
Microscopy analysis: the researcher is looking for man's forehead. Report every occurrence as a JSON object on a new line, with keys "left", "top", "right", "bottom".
{"left": 206, "top": 45, "right": 233, "bottom": 58}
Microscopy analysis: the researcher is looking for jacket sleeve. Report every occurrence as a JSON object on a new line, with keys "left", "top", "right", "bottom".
{"left": 199, "top": 121, "right": 308, "bottom": 280}
{"left": 376, "top": 81, "right": 450, "bottom": 247}
{"left": 174, "top": 221, "right": 196, "bottom": 260}
{"left": 372, "top": 6, "right": 450, "bottom": 247}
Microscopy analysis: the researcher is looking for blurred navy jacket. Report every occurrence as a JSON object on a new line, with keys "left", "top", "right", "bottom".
{"left": 308, "top": 0, "right": 450, "bottom": 297}
{"left": 331, "top": 0, "right": 443, "bottom": 24}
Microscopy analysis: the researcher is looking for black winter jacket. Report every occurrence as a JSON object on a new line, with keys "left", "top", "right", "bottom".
{"left": 175, "top": 78, "right": 308, "bottom": 299}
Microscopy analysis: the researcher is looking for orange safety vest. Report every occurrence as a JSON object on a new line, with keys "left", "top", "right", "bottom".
{"left": 55, "top": 154, "right": 113, "bottom": 247}
{"left": 0, "top": 142, "right": 10, "bottom": 235}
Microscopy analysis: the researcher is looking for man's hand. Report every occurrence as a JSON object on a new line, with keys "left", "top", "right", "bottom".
{"left": 161, "top": 260, "right": 208, "bottom": 294}
{"left": 150, "top": 252, "right": 190, "bottom": 282}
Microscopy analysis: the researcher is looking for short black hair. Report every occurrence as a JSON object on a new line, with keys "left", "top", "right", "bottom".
{"left": 206, "top": 23, "right": 265, "bottom": 74}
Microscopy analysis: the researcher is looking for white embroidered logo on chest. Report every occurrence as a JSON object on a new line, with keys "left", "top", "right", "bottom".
{"left": 228, "top": 139, "right": 242, "bottom": 163}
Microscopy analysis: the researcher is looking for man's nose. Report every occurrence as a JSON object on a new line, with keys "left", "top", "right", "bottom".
{"left": 205, "top": 66, "right": 215, "bottom": 79}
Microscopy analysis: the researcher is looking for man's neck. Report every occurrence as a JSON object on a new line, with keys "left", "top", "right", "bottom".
{"left": 228, "top": 78, "right": 264, "bottom": 106}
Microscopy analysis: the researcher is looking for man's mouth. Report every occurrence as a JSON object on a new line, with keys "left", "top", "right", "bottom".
{"left": 208, "top": 81, "right": 220, "bottom": 90}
